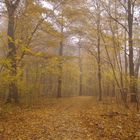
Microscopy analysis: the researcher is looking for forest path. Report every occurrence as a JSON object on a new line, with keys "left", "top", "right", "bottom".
{"left": 0, "top": 97, "right": 97, "bottom": 140}
{"left": 0, "top": 96, "right": 140, "bottom": 140}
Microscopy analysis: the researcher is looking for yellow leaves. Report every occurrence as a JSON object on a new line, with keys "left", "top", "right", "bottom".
{"left": 35, "top": 52, "right": 44, "bottom": 57}
{"left": 7, "top": 36, "right": 14, "bottom": 43}
{"left": 46, "top": 39, "right": 61, "bottom": 48}
{"left": 0, "top": 58, "right": 24, "bottom": 88}
{"left": 44, "top": 56, "right": 62, "bottom": 75}
{"left": 41, "top": 22, "right": 62, "bottom": 38}
{"left": 63, "top": 62, "right": 80, "bottom": 77}
{"left": 0, "top": 58, "right": 11, "bottom": 67}
{"left": 0, "top": 31, "right": 6, "bottom": 39}
{"left": 63, "top": 6, "right": 88, "bottom": 21}
{"left": 25, "top": 1, "right": 47, "bottom": 17}
{"left": 21, "top": 47, "right": 32, "bottom": 54}
{"left": 104, "top": 69, "right": 114, "bottom": 80}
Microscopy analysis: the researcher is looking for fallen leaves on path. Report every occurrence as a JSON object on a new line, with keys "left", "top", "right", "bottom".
{"left": 0, "top": 97, "right": 140, "bottom": 140}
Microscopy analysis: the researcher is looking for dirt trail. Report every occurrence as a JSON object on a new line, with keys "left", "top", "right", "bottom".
{"left": 0, "top": 97, "right": 96, "bottom": 140}
{"left": 1, "top": 97, "right": 140, "bottom": 140}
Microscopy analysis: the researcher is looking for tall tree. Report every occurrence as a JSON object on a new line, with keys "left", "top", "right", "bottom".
{"left": 96, "top": 1, "right": 102, "bottom": 101}
{"left": 57, "top": 21, "right": 64, "bottom": 98}
{"left": 5, "top": 0, "right": 21, "bottom": 103}
{"left": 127, "top": 0, "right": 136, "bottom": 97}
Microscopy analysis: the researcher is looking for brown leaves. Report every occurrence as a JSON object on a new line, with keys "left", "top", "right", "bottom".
{"left": 0, "top": 97, "right": 140, "bottom": 140}
{"left": 80, "top": 105, "right": 140, "bottom": 140}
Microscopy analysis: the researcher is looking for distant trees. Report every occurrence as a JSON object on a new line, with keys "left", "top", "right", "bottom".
{"left": 0, "top": 0, "right": 139, "bottom": 108}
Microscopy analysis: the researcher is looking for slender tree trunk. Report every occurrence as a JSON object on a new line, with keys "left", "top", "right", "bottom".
{"left": 97, "top": 2, "right": 102, "bottom": 101}
{"left": 101, "top": 33, "right": 128, "bottom": 108}
{"left": 57, "top": 28, "right": 63, "bottom": 98}
{"left": 134, "top": 49, "right": 140, "bottom": 92}
{"left": 124, "top": 28, "right": 128, "bottom": 76}
{"left": 78, "top": 46, "right": 83, "bottom": 96}
{"left": 97, "top": 28, "right": 102, "bottom": 101}
{"left": 57, "top": 43, "right": 63, "bottom": 98}
{"left": 124, "top": 24, "right": 129, "bottom": 93}
{"left": 128, "top": 0, "right": 134, "bottom": 91}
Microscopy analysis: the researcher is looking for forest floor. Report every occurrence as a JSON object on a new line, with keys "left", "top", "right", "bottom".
{"left": 0, "top": 96, "right": 140, "bottom": 140}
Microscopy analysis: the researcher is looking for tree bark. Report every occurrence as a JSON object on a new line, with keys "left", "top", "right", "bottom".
{"left": 57, "top": 40, "right": 63, "bottom": 98}
{"left": 128, "top": 0, "right": 134, "bottom": 90}
{"left": 134, "top": 49, "right": 140, "bottom": 92}
{"left": 5, "top": 0, "right": 20, "bottom": 103}
{"left": 97, "top": 2, "right": 102, "bottom": 101}
{"left": 127, "top": 0, "right": 137, "bottom": 102}
{"left": 78, "top": 45, "right": 83, "bottom": 96}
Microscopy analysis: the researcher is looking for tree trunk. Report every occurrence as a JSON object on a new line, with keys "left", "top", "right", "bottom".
{"left": 6, "top": 6, "right": 19, "bottom": 103}
{"left": 78, "top": 46, "right": 83, "bottom": 96}
{"left": 134, "top": 49, "right": 140, "bottom": 92}
{"left": 128, "top": 0, "right": 136, "bottom": 102}
{"left": 57, "top": 38, "right": 63, "bottom": 98}
{"left": 97, "top": 3, "right": 102, "bottom": 101}
{"left": 97, "top": 31, "right": 102, "bottom": 101}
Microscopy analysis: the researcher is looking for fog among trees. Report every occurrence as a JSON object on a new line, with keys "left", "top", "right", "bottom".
{"left": 0, "top": 0, "right": 140, "bottom": 139}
